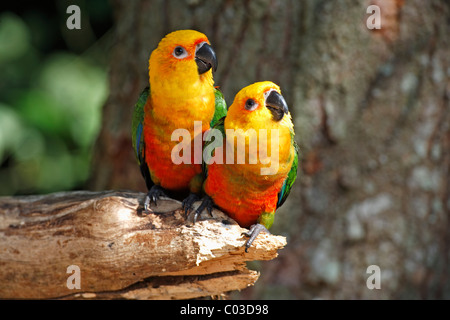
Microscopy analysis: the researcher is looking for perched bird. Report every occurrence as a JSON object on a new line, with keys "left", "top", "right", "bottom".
{"left": 132, "top": 30, "right": 227, "bottom": 211}
{"left": 193, "top": 81, "right": 298, "bottom": 251}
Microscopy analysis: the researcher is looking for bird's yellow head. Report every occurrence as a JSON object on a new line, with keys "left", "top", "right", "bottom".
{"left": 224, "top": 81, "right": 295, "bottom": 176}
{"left": 225, "top": 81, "right": 294, "bottom": 133}
{"left": 149, "top": 30, "right": 216, "bottom": 95}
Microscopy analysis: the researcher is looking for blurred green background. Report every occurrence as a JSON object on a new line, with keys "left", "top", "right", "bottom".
{"left": 0, "top": 1, "right": 113, "bottom": 195}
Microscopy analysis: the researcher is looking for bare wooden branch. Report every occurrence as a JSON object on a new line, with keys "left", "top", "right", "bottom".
{"left": 0, "top": 191, "right": 286, "bottom": 299}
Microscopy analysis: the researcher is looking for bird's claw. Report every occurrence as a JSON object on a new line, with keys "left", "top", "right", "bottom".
{"left": 181, "top": 193, "right": 200, "bottom": 216}
{"left": 187, "top": 195, "right": 214, "bottom": 224}
{"left": 144, "top": 185, "right": 167, "bottom": 212}
{"left": 243, "top": 223, "right": 270, "bottom": 253}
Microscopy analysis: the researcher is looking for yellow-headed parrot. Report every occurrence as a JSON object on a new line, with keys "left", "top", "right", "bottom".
{"left": 189, "top": 81, "right": 298, "bottom": 251}
{"left": 132, "top": 30, "right": 227, "bottom": 211}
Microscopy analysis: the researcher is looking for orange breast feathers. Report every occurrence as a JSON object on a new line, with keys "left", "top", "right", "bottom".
{"left": 203, "top": 130, "right": 294, "bottom": 228}
{"left": 143, "top": 91, "right": 214, "bottom": 192}
{"left": 205, "top": 162, "right": 286, "bottom": 227}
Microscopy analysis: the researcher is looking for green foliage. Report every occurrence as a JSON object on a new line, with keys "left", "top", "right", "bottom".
{"left": 0, "top": 11, "right": 108, "bottom": 195}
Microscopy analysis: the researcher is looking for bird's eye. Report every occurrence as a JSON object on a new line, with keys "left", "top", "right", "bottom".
{"left": 245, "top": 99, "right": 258, "bottom": 111}
{"left": 173, "top": 46, "right": 188, "bottom": 59}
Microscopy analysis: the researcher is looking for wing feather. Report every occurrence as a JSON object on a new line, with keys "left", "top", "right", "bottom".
{"left": 276, "top": 140, "right": 299, "bottom": 208}
{"left": 131, "top": 87, "right": 153, "bottom": 190}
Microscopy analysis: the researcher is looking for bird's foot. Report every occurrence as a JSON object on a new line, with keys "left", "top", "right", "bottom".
{"left": 186, "top": 195, "right": 214, "bottom": 224}
{"left": 243, "top": 224, "right": 270, "bottom": 253}
{"left": 144, "top": 185, "right": 168, "bottom": 212}
{"left": 181, "top": 193, "right": 199, "bottom": 216}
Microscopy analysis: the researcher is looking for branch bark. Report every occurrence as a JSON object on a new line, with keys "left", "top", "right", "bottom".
{"left": 0, "top": 191, "right": 286, "bottom": 299}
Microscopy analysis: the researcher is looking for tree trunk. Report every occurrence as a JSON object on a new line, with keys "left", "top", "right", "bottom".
{"left": 89, "top": 0, "right": 450, "bottom": 299}
{"left": 0, "top": 191, "right": 285, "bottom": 299}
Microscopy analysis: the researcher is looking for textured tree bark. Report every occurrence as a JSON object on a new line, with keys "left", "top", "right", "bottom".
{"left": 89, "top": 0, "right": 450, "bottom": 299}
{"left": 0, "top": 191, "right": 285, "bottom": 299}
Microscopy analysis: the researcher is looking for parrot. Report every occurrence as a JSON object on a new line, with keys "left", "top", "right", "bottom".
{"left": 189, "top": 81, "right": 298, "bottom": 252}
{"left": 131, "top": 30, "right": 227, "bottom": 211}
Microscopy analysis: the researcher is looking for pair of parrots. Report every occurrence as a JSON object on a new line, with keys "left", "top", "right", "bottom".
{"left": 132, "top": 30, "right": 298, "bottom": 251}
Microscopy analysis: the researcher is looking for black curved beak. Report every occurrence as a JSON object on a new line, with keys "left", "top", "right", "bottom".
{"left": 195, "top": 43, "right": 217, "bottom": 74}
{"left": 265, "top": 90, "right": 289, "bottom": 121}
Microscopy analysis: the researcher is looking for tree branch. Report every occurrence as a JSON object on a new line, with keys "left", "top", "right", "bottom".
{"left": 0, "top": 191, "right": 286, "bottom": 299}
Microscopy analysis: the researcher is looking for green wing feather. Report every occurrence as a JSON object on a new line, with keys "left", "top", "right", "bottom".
{"left": 202, "top": 87, "right": 227, "bottom": 178}
{"left": 211, "top": 88, "right": 227, "bottom": 127}
{"left": 132, "top": 87, "right": 149, "bottom": 164}
{"left": 276, "top": 140, "right": 299, "bottom": 209}
{"left": 202, "top": 115, "right": 226, "bottom": 179}
{"left": 131, "top": 86, "right": 153, "bottom": 189}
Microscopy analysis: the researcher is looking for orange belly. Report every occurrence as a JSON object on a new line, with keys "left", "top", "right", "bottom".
{"left": 144, "top": 124, "right": 204, "bottom": 192}
{"left": 204, "top": 162, "right": 283, "bottom": 228}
